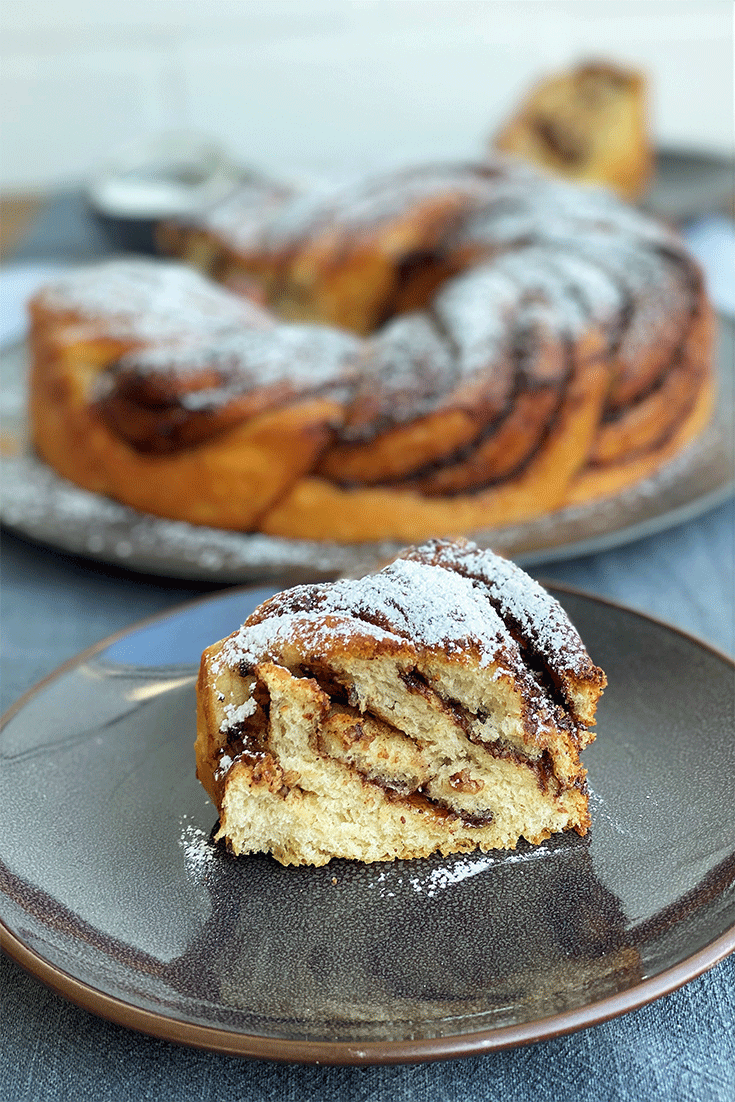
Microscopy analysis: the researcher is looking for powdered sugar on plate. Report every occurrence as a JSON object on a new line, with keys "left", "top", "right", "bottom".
{"left": 179, "top": 817, "right": 218, "bottom": 878}
{"left": 368, "top": 842, "right": 556, "bottom": 899}
{"left": 33, "top": 256, "right": 270, "bottom": 342}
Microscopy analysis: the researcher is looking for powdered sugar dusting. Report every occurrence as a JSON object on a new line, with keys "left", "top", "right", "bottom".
{"left": 343, "top": 314, "right": 460, "bottom": 435}
{"left": 454, "top": 171, "right": 676, "bottom": 254}
{"left": 212, "top": 611, "right": 401, "bottom": 675}
{"left": 219, "top": 698, "right": 257, "bottom": 732}
{"left": 179, "top": 817, "right": 217, "bottom": 876}
{"left": 214, "top": 555, "right": 519, "bottom": 677}
{"left": 404, "top": 539, "right": 594, "bottom": 681}
{"left": 434, "top": 264, "right": 517, "bottom": 377}
{"left": 0, "top": 453, "right": 393, "bottom": 580}
{"left": 369, "top": 843, "right": 552, "bottom": 898}
{"left": 189, "top": 179, "right": 295, "bottom": 253}
{"left": 258, "top": 162, "right": 502, "bottom": 250}
{"left": 34, "top": 257, "right": 270, "bottom": 343}
{"left": 120, "top": 323, "right": 361, "bottom": 408}
{"left": 36, "top": 161, "right": 701, "bottom": 439}
{"left": 215, "top": 753, "right": 234, "bottom": 779}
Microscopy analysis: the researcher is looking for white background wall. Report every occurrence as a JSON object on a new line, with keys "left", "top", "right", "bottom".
{"left": 1, "top": 0, "right": 733, "bottom": 192}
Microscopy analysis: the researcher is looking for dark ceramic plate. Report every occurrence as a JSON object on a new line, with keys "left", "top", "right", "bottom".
{"left": 0, "top": 315, "right": 733, "bottom": 583}
{"left": 1, "top": 584, "right": 733, "bottom": 1065}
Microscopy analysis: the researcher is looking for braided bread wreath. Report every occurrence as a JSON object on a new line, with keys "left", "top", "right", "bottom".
{"left": 29, "top": 160, "right": 715, "bottom": 543}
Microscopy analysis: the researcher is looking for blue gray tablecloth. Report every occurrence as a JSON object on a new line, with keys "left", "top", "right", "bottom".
{"left": 1, "top": 196, "right": 733, "bottom": 1102}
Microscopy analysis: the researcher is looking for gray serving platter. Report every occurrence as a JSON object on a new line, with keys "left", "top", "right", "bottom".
{"left": 0, "top": 314, "right": 732, "bottom": 583}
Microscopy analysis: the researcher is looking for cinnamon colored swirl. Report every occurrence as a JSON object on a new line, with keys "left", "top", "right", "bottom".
{"left": 29, "top": 160, "right": 715, "bottom": 541}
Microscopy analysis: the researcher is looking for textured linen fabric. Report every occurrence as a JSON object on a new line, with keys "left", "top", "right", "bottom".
{"left": 1, "top": 196, "right": 734, "bottom": 1102}
{"left": 0, "top": 950, "right": 734, "bottom": 1102}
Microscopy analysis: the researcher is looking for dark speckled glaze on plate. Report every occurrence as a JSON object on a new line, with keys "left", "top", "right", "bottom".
{"left": 1, "top": 585, "right": 733, "bottom": 1065}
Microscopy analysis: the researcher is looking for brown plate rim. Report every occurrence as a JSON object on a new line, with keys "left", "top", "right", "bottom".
{"left": 1, "top": 582, "right": 734, "bottom": 1066}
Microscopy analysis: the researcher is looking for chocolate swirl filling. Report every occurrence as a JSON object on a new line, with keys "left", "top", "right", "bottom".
{"left": 94, "top": 166, "right": 706, "bottom": 502}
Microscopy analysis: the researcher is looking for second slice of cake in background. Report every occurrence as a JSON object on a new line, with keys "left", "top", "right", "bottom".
{"left": 493, "top": 60, "right": 653, "bottom": 200}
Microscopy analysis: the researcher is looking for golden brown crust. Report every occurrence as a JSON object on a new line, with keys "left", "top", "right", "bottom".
{"left": 566, "top": 370, "right": 716, "bottom": 506}
{"left": 29, "top": 323, "right": 345, "bottom": 531}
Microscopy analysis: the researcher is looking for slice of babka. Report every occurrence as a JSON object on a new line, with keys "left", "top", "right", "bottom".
{"left": 493, "top": 60, "right": 652, "bottom": 200}
{"left": 195, "top": 538, "right": 606, "bottom": 866}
